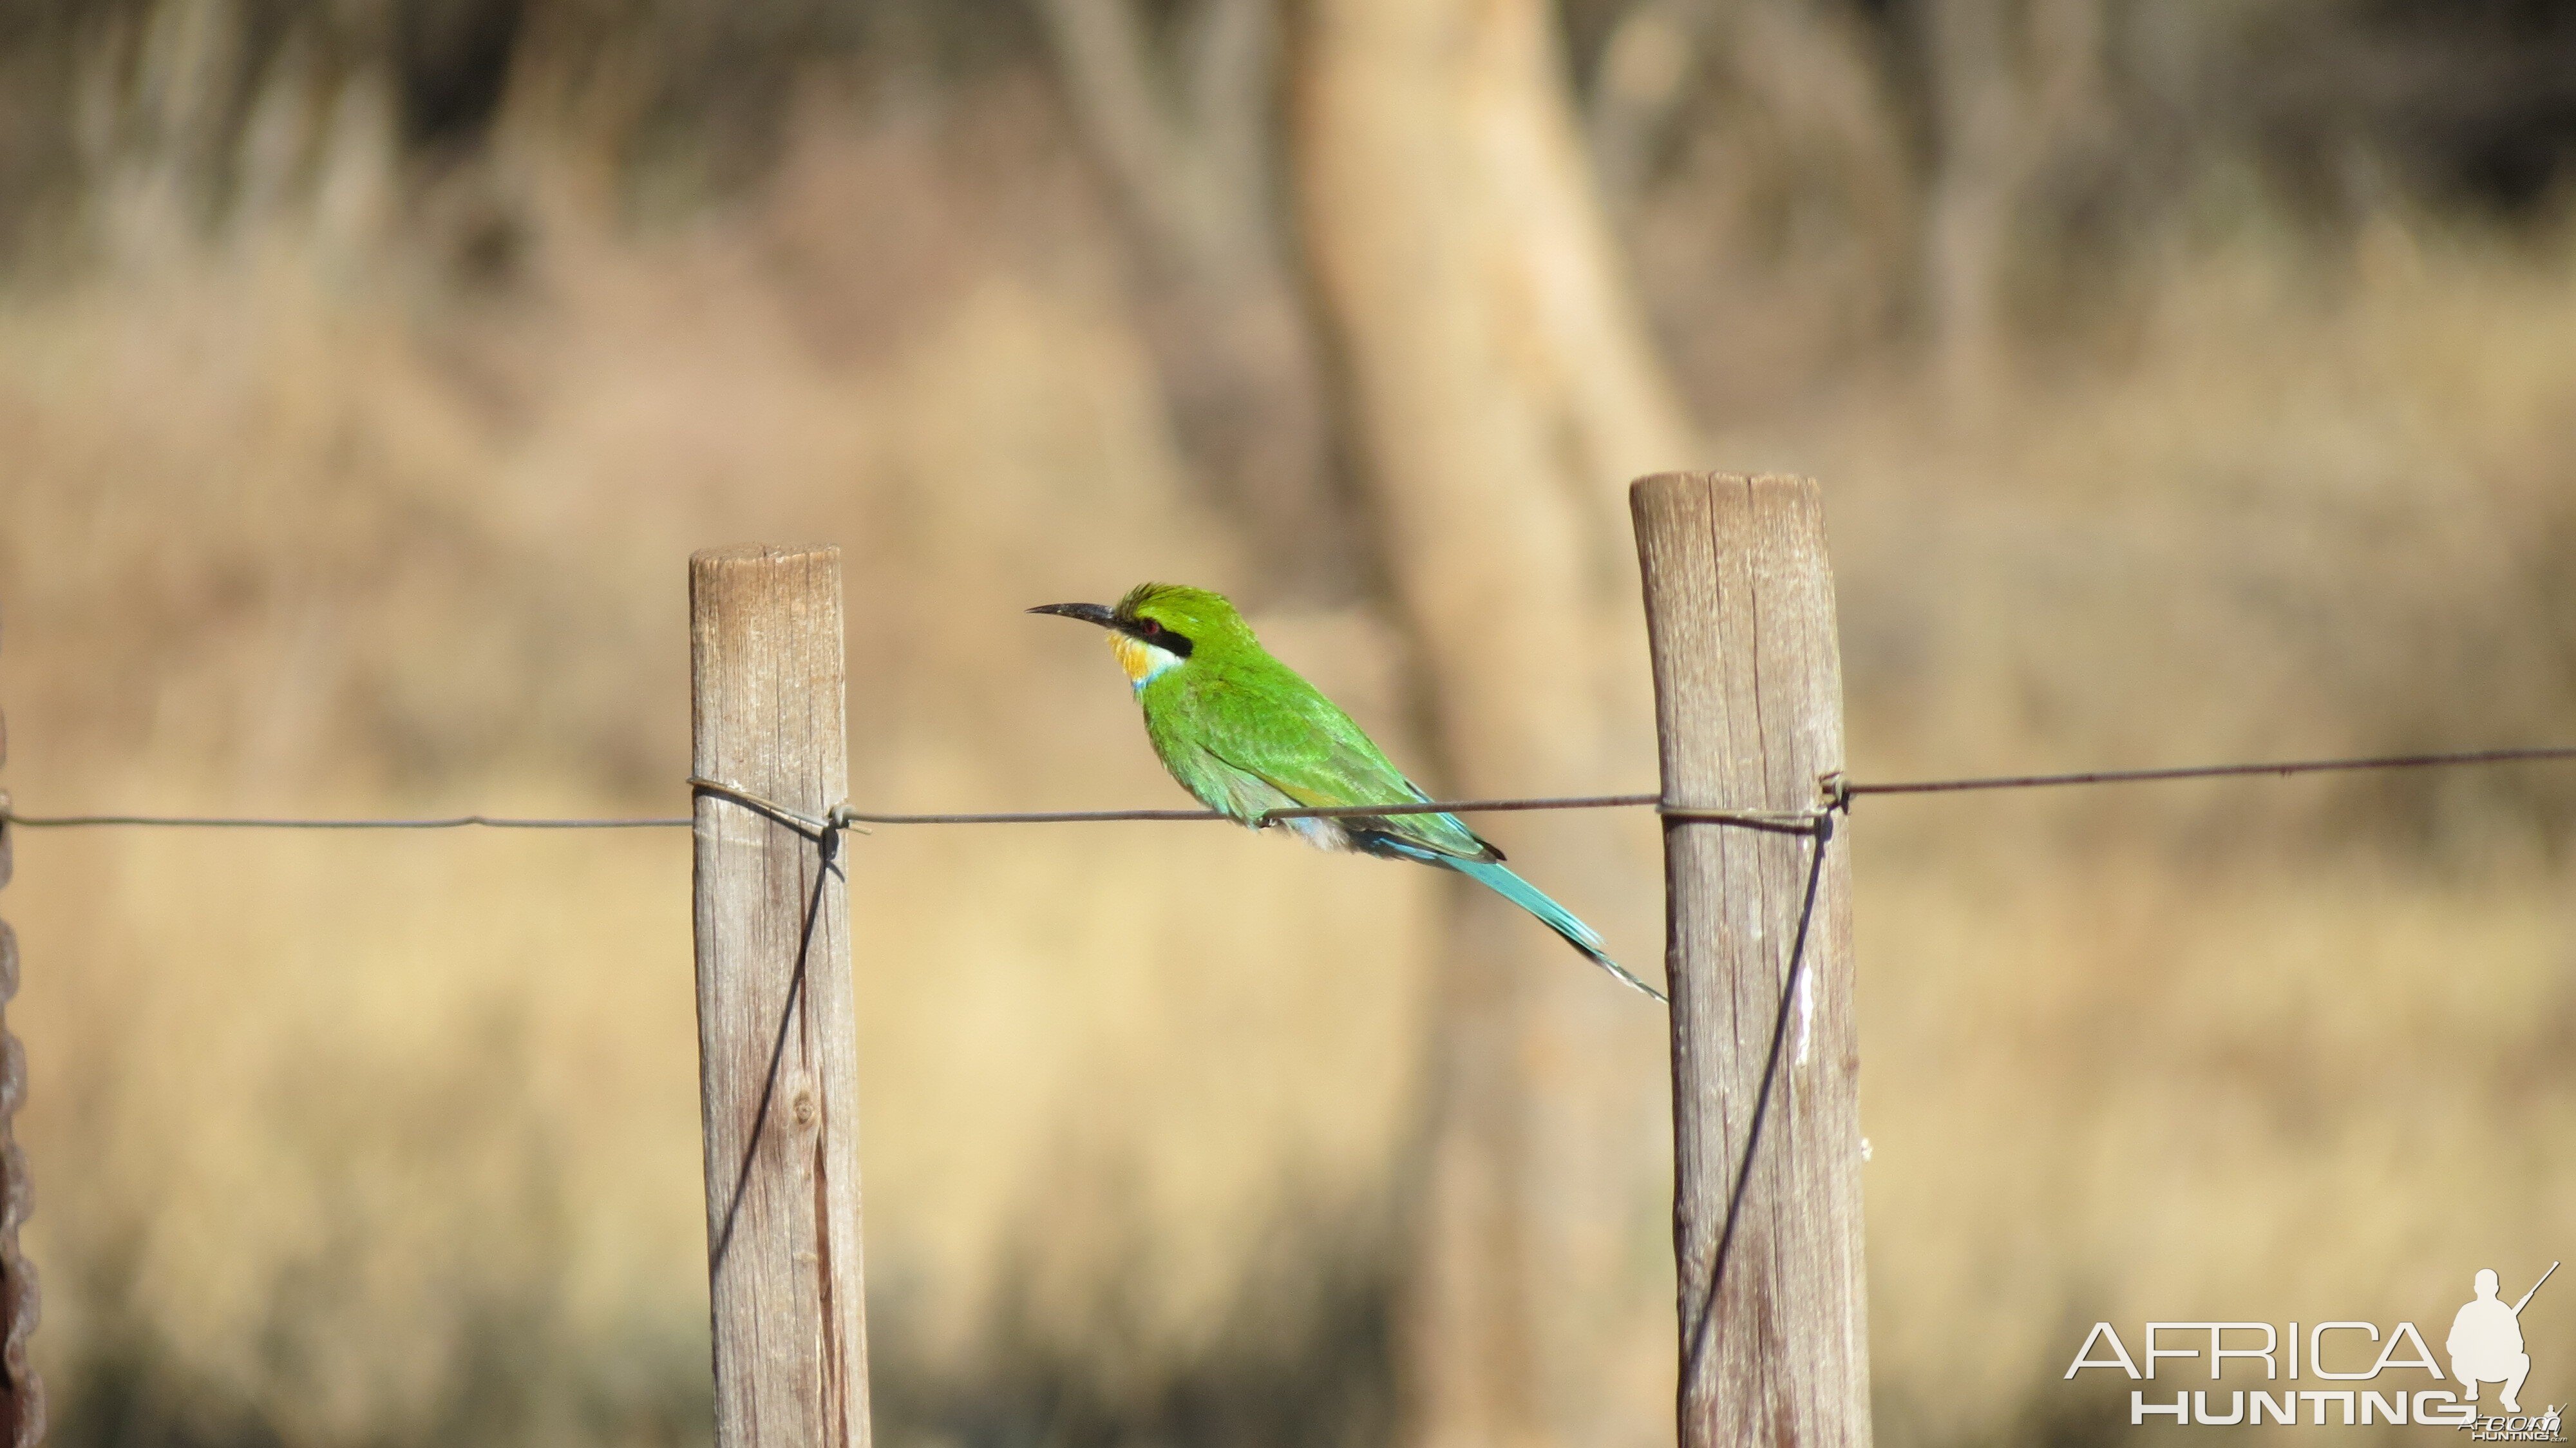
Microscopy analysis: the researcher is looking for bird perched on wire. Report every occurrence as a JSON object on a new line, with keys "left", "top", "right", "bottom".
{"left": 1032, "top": 582, "right": 1662, "bottom": 1001}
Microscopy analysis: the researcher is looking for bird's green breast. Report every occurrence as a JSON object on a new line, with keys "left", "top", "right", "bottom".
{"left": 1132, "top": 649, "right": 1492, "bottom": 862}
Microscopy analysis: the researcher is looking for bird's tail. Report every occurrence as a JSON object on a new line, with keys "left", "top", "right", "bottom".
{"left": 1444, "top": 856, "right": 1667, "bottom": 1004}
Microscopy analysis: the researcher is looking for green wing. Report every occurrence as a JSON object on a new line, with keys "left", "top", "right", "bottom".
{"left": 1144, "top": 654, "right": 1499, "bottom": 862}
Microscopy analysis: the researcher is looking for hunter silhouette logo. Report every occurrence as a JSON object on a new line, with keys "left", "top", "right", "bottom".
{"left": 2454, "top": 1265, "right": 2553, "bottom": 1415}
{"left": 2063, "top": 1261, "right": 2562, "bottom": 1434}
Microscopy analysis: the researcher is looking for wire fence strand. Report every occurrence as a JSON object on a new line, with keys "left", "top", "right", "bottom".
{"left": 0, "top": 744, "right": 2570, "bottom": 832}
{"left": 1842, "top": 745, "right": 2576, "bottom": 798}
{"left": 0, "top": 811, "right": 694, "bottom": 830}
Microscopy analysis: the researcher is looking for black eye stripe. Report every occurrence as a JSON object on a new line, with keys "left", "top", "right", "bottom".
{"left": 1117, "top": 619, "right": 1195, "bottom": 658}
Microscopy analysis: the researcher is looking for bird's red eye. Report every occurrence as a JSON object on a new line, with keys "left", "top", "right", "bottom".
{"left": 1128, "top": 617, "right": 1194, "bottom": 659}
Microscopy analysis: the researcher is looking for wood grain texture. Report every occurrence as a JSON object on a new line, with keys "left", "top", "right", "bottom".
{"left": 690, "top": 546, "right": 871, "bottom": 1448}
{"left": 0, "top": 623, "right": 46, "bottom": 1448}
{"left": 1631, "top": 474, "right": 1870, "bottom": 1448}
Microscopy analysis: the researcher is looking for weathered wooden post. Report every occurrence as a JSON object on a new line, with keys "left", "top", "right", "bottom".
{"left": 0, "top": 618, "right": 43, "bottom": 1448}
{"left": 689, "top": 545, "right": 872, "bottom": 1448}
{"left": 1631, "top": 473, "right": 1869, "bottom": 1447}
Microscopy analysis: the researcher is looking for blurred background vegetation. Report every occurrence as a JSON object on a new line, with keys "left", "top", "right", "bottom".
{"left": 3, "top": 0, "right": 2574, "bottom": 1444}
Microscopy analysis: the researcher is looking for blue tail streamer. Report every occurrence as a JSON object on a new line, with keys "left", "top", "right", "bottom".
{"left": 1367, "top": 830, "right": 1666, "bottom": 1002}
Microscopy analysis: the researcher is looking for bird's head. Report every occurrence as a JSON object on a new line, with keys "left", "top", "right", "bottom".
{"left": 1028, "top": 582, "right": 1252, "bottom": 688}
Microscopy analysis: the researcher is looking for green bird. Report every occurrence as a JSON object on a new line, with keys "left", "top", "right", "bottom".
{"left": 1032, "top": 582, "right": 1663, "bottom": 1001}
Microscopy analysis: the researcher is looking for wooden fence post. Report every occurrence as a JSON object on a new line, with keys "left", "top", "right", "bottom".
{"left": 690, "top": 545, "right": 872, "bottom": 1448}
{"left": 1631, "top": 473, "right": 1869, "bottom": 1447}
{"left": 0, "top": 618, "right": 43, "bottom": 1448}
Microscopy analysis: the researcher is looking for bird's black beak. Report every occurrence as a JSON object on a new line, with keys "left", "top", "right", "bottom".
{"left": 1028, "top": 602, "right": 1118, "bottom": 629}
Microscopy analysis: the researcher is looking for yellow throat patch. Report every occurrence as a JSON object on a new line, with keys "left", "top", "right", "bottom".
{"left": 1108, "top": 631, "right": 1180, "bottom": 687}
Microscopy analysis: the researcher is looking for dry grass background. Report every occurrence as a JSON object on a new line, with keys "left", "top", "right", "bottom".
{"left": 3, "top": 11, "right": 2575, "bottom": 1445}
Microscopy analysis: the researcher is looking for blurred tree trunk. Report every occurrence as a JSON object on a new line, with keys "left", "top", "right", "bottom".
{"left": 1922, "top": 0, "right": 2105, "bottom": 406}
{"left": 1034, "top": 0, "right": 1363, "bottom": 604}
{"left": 1287, "top": 2, "right": 1695, "bottom": 1444}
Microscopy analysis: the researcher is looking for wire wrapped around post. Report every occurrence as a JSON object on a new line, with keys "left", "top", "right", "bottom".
{"left": 0, "top": 626, "right": 44, "bottom": 1447}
